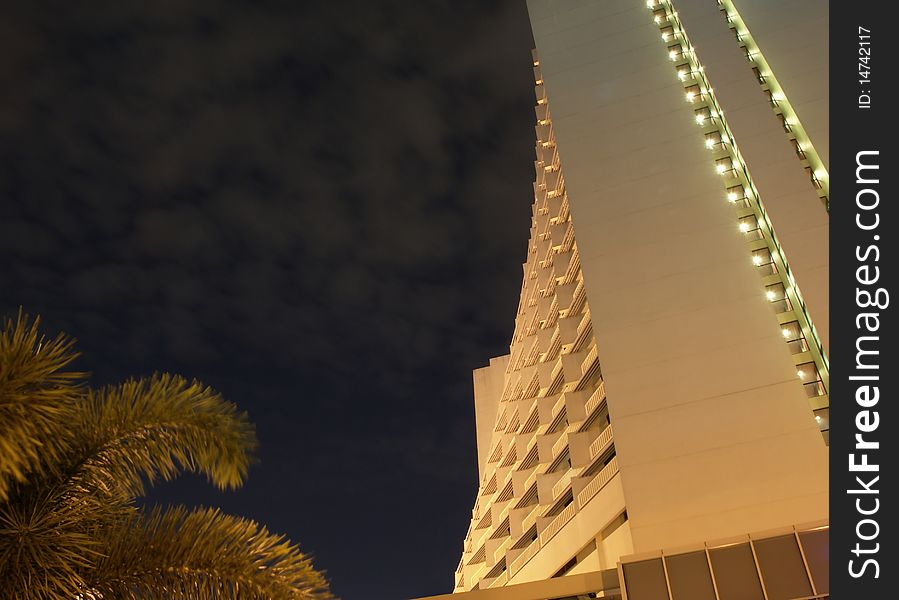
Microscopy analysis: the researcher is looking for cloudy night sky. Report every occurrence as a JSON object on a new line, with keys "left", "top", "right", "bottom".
{"left": 1, "top": 2, "right": 537, "bottom": 598}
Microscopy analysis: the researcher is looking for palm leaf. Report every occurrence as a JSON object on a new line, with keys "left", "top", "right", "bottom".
{"left": 88, "top": 505, "right": 334, "bottom": 600}
{"left": 62, "top": 373, "right": 258, "bottom": 501}
{"left": 0, "top": 311, "right": 84, "bottom": 502}
{"left": 0, "top": 485, "right": 126, "bottom": 599}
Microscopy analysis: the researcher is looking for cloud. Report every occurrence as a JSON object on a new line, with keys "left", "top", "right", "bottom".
{"left": 1, "top": 1, "right": 536, "bottom": 598}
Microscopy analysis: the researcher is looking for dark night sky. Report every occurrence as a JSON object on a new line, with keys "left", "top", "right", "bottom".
{"left": 1, "top": 2, "right": 536, "bottom": 598}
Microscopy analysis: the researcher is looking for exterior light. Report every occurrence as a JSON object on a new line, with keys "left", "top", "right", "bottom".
{"left": 695, "top": 114, "right": 706, "bottom": 124}
{"left": 766, "top": 290, "right": 776, "bottom": 300}
{"left": 752, "top": 255, "right": 763, "bottom": 265}
{"left": 662, "top": 33, "right": 670, "bottom": 41}
{"left": 797, "top": 370, "right": 806, "bottom": 379}
{"left": 815, "top": 415, "right": 822, "bottom": 422}
{"left": 646, "top": 0, "right": 655, "bottom": 7}
{"left": 814, "top": 169, "right": 826, "bottom": 179}
{"left": 654, "top": 16, "right": 661, "bottom": 23}
{"left": 739, "top": 222, "right": 751, "bottom": 233}
{"left": 669, "top": 50, "right": 678, "bottom": 60}
{"left": 716, "top": 163, "right": 727, "bottom": 173}
{"left": 727, "top": 192, "right": 738, "bottom": 202}
{"left": 678, "top": 70, "right": 687, "bottom": 81}
{"left": 782, "top": 328, "right": 791, "bottom": 338}
{"left": 686, "top": 92, "right": 695, "bottom": 102}
{"left": 705, "top": 138, "right": 715, "bottom": 148}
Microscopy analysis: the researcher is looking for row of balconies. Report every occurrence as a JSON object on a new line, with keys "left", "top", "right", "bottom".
{"left": 463, "top": 418, "right": 616, "bottom": 587}
{"left": 466, "top": 446, "right": 621, "bottom": 588}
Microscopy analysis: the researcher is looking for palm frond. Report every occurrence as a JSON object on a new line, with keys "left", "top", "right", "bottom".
{"left": 63, "top": 374, "right": 258, "bottom": 500}
{"left": 0, "top": 311, "right": 84, "bottom": 502}
{"left": 0, "top": 485, "right": 128, "bottom": 599}
{"left": 89, "top": 505, "right": 334, "bottom": 600}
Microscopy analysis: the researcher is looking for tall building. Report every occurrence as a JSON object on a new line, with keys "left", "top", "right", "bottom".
{"left": 424, "top": 1, "right": 831, "bottom": 598}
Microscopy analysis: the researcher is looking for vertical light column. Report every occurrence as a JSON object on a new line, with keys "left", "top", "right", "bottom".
{"left": 645, "top": 0, "right": 829, "bottom": 440}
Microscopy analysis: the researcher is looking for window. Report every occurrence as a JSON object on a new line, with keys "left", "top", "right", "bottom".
{"left": 778, "top": 112, "right": 792, "bottom": 132}
{"left": 752, "top": 65, "right": 765, "bottom": 83}
{"left": 791, "top": 138, "right": 806, "bottom": 160}
{"left": 705, "top": 131, "right": 724, "bottom": 149}
{"left": 806, "top": 166, "right": 823, "bottom": 189}
{"left": 716, "top": 157, "right": 736, "bottom": 176}
{"left": 780, "top": 320, "right": 809, "bottom": 354}
{"left": 738, "top": 214, "right": 763, "bottom": 240}
{"left": 660, "top": 25, "right": 675, "bottom": 41}
{"left": 753, "top": 535, "right": 814, "bottom": 599}
{"left": 751, "top": 247, "right": 778, "bottom": 276}
{"left": 685, "top": 83, "right": 701, "bottom": 103}
{"left": 694, "top": 106, "right": 712, "bottom": 124}
{"left": 665, "top": 551, "right": 717, "bottom": 600}
{"left": 764, "top": 282, "right": 792, "bottom": 313}
{"left": 727, "top": 184, "right": 749, "bottom": 206}
{"left": 797, "top": 362, "right": 826, "bottom": 397}
{"left": 623, "top": 559, "right": 670, "bottom": 600}
{"left": 764, "top": 88, "right": 778, "bottom": 107}
{"left": 709, "top": 543, "right": 765, "bottom": 600}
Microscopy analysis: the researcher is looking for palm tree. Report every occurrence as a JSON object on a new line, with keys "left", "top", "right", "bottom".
{"left": 0, "top": 312, "right": 334, "bottom": 599}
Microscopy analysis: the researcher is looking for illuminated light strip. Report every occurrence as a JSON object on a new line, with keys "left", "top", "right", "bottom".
{"left": 716, "top": 0, "right": 829, "bottom": 210}
{"left": 645, "top": 0, "right": 829, "bottom": 434}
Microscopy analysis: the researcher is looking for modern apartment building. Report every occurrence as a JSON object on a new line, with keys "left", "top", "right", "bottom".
{"left": 429, "top": 1, "right": 830, "bottom": 598}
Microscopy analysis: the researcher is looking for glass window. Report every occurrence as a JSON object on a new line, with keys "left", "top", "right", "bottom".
{"left": 813, "top": 407, "right": 829, "bottom": 430}
{"left": 753, "top": 535, "right": 814, "bottom": 600}
{"left": 752, "top": 65, "right": 765, "bottom": 83}
{"left": 764, "top": 282, "right": 792, "bottom": 313}
{"left": 716, "top": 157, "right": 736, "bottom": 176}
{"left": 666, "top": 551, "right": 716, "bottom": 600}
{"left": 668, "top": 43, "right": 684, "bottom": 61}
{"left": 798, "top": 529, "right": 829, "bottom": 594}
{"left": 739, "top": 215, "right": 763, "bottom": 240}
{"left": 623, "top": 559, "right": 670, "bottom": 600}
{"left": 708, "top": 543, "right": 765, "bottom": 600}
{"left": 751, "top": 247, "right": 778, "bottom": 276}
{"left": 727, "top": 184, "right": 749, "bottom": 206}
{"left": 796, "top": 362, "right": 825, "bottom": 397}
{"left": 779, "top": 320, "right": 809, "bottom": 354}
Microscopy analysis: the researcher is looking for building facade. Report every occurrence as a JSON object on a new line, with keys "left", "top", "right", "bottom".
{"left": 442, "top": 1, "right": 830, "bottom": 598}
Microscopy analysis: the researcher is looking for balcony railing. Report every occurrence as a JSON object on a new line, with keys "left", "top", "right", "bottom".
{"left": 488, "top": 570, "right": 510, "bottom": 588}
{"left": 551, "top": 432, "right": 568, "bottom": 460}
{"left": 580, "top": 345, "right": 598, "bottom": 375}
{"left": 519, "top": 504, "right": 538, "bottom": 533}
{"left": 576, "top": 309, "right": 592, "bottom": 338}
{"left": 588, "top": 425, "right": 613, "bottom": 461}
{"left": 468, "top": 563, "right": 486, "bottom": 588}
{"left": 584, "top": 381, "right": 606, "bottom": 416}
{"left": 539, "top": 501, "right": 577, "bottom": 546}
{"left": 576, "top": 456, "right": 620, "bottom": 509}
{"left": 551, "top": 472, "right": 571, "bottom": 500}
{"left": 509, "top": 537, "right": 542, "bottom": 577}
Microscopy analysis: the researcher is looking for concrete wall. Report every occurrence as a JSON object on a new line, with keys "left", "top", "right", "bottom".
{"left": 474, "top": 355, "right": 511, "bottom": 478}
{"left": 527, "top": 0, "right": 828, "bottom": 554}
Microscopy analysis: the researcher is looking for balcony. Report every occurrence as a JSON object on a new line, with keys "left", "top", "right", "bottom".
{"left": 576, "top": 456, "right": 620, "bottom": 509}
{"left": 580, "top": 345, "right": 599, "bottom": 375}
{"left": 584, "top": 381, "right": 606, "bottom": 416}
{"left": 508, "top": 537, "right": 541, "bottom": 577}
{"left": 587, "top": 425, "right": 614, "bottom": 462}
{"left": 539, "top": 501, "right": 577, "bottom": 546}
